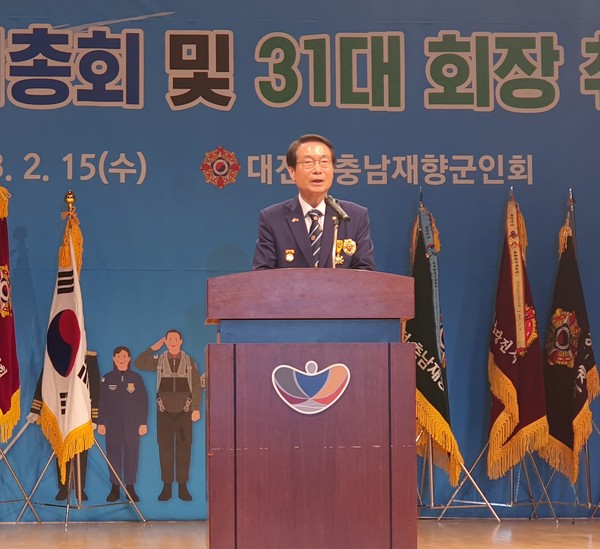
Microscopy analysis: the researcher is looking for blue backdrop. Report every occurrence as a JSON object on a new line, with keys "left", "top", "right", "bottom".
{"left": 2, "top": 0, "right": 600, "bottom": 522}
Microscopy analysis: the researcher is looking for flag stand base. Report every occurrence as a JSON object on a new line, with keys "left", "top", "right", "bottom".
{"left": 582, "top": 422, "right": 600, "bottom": 519}
{"left": 529, "top": 422, "right": 600, "bottom": 521}
{"left": 417, "top": 433, "right": 500, "bottom": 523}
{"left": 0, "top": 421, "right": 41, "bottom": 522}
{"left": 16, "top": 435, "right": 146, "bottom": 526}
{"left": 434, "top": 441, "right": 558, "bottom": 523}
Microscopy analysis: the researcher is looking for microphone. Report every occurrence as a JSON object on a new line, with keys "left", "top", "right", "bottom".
{"left": 325, "top": 195, "right": 350, "bottom": 222}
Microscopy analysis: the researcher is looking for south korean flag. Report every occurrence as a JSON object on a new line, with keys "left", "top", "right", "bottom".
{"left": 41, "top": 233, "right": 93, "bottom": 484}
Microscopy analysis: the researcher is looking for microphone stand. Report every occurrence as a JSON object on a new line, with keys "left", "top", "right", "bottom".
{"left": 325, "top": 197, "right": 350, "bottom": 269}
{"left": 331, "top": 216, "right": 340, "bottom": 269}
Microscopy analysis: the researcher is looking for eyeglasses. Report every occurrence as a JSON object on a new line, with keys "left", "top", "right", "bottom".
{"left": 299, "top": 158, "right": 333, "bottom": 170}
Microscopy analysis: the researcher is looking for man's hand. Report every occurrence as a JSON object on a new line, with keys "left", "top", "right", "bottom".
{"left": 139, "top": 425, "right": 148, "bottom": 436}
{"left": 26, "top": 412, "right": 39, "bottom": 424}
{"left": 150, "top": 337, "right": 166, "bottom": 351}
{"left": 97, "top": 424, "right": 106, "bottom": 435}
{"left": 191, "top": 410, "right": 201, "bottom": 422}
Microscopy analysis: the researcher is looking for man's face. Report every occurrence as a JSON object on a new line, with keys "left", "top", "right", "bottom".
{"left": 114, "top": 350, "right": 131, "bottom": 371}
{"left": 287, "top": 141, "right": 334, "bottom": 206}
{"left": 165, "top": 332, "right": 183, "bottom": 354}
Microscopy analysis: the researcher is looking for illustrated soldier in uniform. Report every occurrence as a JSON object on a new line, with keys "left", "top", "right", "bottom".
{"left": 97, "top": 346, "right": 148, "bottom": 502}
{"left": 28, "top": 350, "right": 100, "bottom": 501}
{"left": 134, "top": 329, "right": 201, "bottom": 501}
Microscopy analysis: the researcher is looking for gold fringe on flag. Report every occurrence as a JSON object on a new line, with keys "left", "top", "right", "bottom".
{"left": 488, "top": 350, "right": 548, "bottom": 479}
{"left": 588, "top": 367, "right": 600, "bottom": 400}
{"left": 538, "top": 438, "right": 576, "bottom": 485}
{"left": 558, "top": 212, "right": 572, "bottom": 256}
{"left": 40, "top": 402, "right": 94, "bottom": 484}
{"left": 0, "top": 390, "right": 20, "bottom": 444}
{"left": 416, "top": 390, "right": 463, "bottom": 486}
{"left": 488, "top": 353, "right": 519, "bottom": 435}
{"left": 488, "top": 414, "right": 548, "bottom": 480}
{"left": 487, "top": 354, "right": 519, "bottom": 479}
{"left": 538, "top": 403, "right": 592, "bottom": 484}
{"left": 0, "top": 186, "right": 10, "bottom": 219}
{"left": 59, "top": 207, "right": 83, "bottom": 275}
{"left": 572, "top": 401, "right": 593, "bottom": 480}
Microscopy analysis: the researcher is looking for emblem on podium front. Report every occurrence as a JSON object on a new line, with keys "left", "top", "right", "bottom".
{"left": 271, "top": 360, "right": 350, "bottom": 415}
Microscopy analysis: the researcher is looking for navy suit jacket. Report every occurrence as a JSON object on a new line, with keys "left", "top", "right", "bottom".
{"left": 252, "top": 196, "right": 375, "bottom": 270}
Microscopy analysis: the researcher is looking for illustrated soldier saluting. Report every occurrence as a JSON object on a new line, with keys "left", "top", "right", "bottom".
{"left": 134, "top": 329, "right": 201, "bottom": 501}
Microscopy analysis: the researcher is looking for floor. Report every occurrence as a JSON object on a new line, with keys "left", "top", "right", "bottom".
{"left": 1, "top": 519, "right": 600, "bottom": 548}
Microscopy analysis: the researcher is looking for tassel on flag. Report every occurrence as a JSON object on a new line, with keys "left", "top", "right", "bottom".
{"left": 40, "top": 191, "right": 92, "bottom": 483}
{"left": 487, "top": 194, "right": 549, "bottom": 479}
{"left": 538, "top": 193, "right": 599, "bottom": 483}
{"left": 0, "top": 187, "right": 20, "bottom": 442}
{"left": 402, "top": 201, "right": 463, "bottom": 486}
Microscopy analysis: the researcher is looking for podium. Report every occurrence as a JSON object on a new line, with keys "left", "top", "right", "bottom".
{"left": 206, "top": 269, "right": 415, "bottom": 549}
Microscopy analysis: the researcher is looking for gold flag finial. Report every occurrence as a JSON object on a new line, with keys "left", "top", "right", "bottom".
{"left": 59, "top": 190, "right": 83, "bottom": 273}
{"left": 568, "top": 187, "right": 575, "bottom": 208}
{"left": 64, "top": 190, "right": 76, "bottom": 211}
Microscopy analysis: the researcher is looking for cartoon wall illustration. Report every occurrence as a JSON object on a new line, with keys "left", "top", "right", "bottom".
{"left": 1, "top": 0, "right": 600, "bottom": 522}
{"left": 97, "top": 346, "right": 148, "bottom": 503}
{"left": 134, "top": 330, "right": 202, "bottom": 502}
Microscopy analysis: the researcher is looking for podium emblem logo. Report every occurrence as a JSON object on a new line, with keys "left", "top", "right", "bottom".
{"left": 271, "top": 360, "right": 350, "bottom": 415}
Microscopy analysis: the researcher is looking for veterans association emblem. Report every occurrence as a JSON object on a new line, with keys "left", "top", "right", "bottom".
{"left": 342, "top": 239, "right": 357, "bottom": 255}
{"left": 201, "top": 146, "right": 241, "bottom": 188}
{"left": 546, "top": 307, "right": 581, "bottom": 367}
{"left": 524, "top": 304, "right": 539, "bottom": 347}
{"left": 271, "top": 360, "right": 351, "bottom": 415}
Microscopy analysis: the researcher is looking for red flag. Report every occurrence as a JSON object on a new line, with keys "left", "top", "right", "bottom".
{"left": 487, "top": 196, "right": 548, "bottom": 479}
{"left": 0, "top": 187, "right": 20, "bottom": 442}
{"left": 538, "top": 206, "right": 598, "bottom": 482}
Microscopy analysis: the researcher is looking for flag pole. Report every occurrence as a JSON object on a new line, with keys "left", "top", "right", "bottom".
{"left": 567, "top": 188, "right": 595, "bottom": 513}
{"left": 409, "top": 194, "right": 499, "bottom": 520}
{"left": 569, "top": 188, "right": 594, "bottom": 509}
{"left": 537, "top": 188, "right": 600, "bottom": 517}
{"left": 568, "top": 188, "right": 576, "bottom": 242}
{"left": 570, "top": 187, "right": 596, "bottom": 512}
{"left": 63, "top": 190, "right": 84, "bottom": 517}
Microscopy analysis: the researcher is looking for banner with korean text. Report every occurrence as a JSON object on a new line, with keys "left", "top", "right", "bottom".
{"left": 2, "top": 0, "right": 600, "bottom": 521}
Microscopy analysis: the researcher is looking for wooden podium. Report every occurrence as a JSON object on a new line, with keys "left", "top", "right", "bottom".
{"left": 206, "top": 269, "right": 415, "bottom": 549}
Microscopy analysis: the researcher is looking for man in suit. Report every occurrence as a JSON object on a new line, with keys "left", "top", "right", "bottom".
{"left": 252, "top": 134, "right": 375, "bottom": 271}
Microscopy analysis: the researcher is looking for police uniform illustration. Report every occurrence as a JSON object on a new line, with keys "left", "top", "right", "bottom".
{"left": 97, "top": 346, "right": 148, "bottom": 502}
